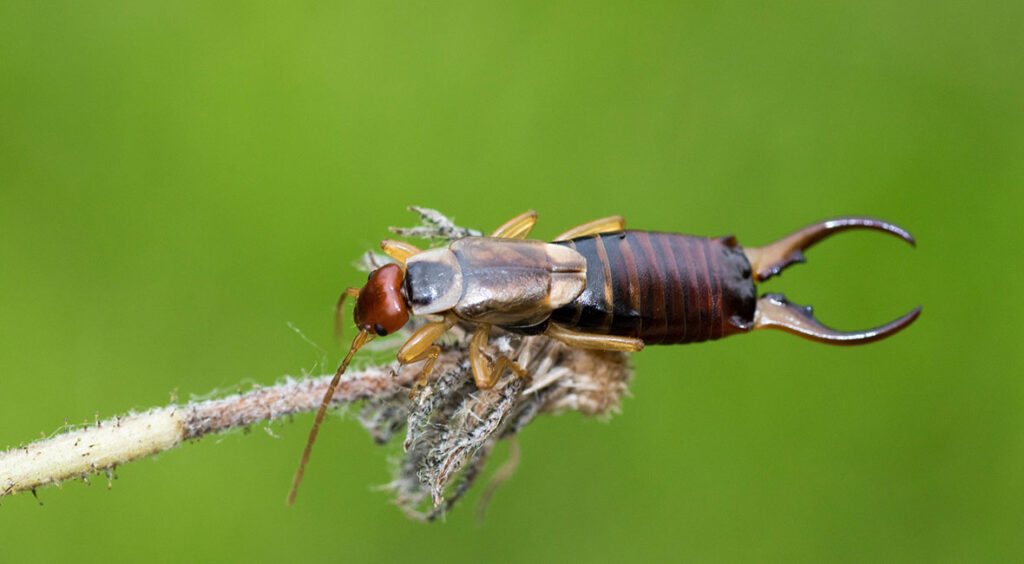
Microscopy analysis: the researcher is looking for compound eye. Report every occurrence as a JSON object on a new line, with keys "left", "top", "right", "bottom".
{"left": 373, "top": 323, "right": 387, "bottom": 336}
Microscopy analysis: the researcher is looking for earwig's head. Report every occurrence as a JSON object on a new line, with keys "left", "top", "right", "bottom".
{"left": 354, "top": 263, "right": 410, "bottom": 336}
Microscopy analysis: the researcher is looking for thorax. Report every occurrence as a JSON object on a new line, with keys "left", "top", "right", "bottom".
{"left": 404, "top": 237, "right": 587, "bottom": 326}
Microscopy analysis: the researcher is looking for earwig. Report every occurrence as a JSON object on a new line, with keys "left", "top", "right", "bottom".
{"left": 287, "top": 211, "right": 920, "bottom": 504}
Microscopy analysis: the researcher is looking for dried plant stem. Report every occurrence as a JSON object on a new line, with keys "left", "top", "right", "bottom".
{"left": 0, "top": 365, "right": 417, "bottom": 498}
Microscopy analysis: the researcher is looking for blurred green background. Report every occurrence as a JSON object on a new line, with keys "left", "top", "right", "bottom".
{"left": 1, "top": 1, "right": 1021, "bottom": 562}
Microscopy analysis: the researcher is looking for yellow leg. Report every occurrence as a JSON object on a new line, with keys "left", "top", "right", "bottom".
{"left": 552, "top": 215, "right": 626, "bottom": 241}
{"left": 545, "top": 323, "right": 645, "bottom": 352}
{"left": 380, "top": 239, "right": 421, "bottom": 265}
{"left": 397, "top": 314, "right": 457, "bottom": 374}
{"left": 469, "top": 324, "right": 528, "bottom": 390}
{"left": 334, "top": 286, "right": 361, "bottom": 342}
{"left": 491, "top": 210, "right": 538, "bottom": 239}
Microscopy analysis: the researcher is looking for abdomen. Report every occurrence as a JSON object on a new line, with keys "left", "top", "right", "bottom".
{"left": 550, "top": 231, "right": 757, "bottom": 344}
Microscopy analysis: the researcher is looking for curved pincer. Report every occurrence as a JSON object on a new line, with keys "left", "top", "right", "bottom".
{"left": 754, "top": 293, "right": 921, "bottom": 345}
{"left": 744, "top": 217, "right": 915, "bottom": 282}
{"left": 743, "top": 217, "right": 920, "bottom": 345}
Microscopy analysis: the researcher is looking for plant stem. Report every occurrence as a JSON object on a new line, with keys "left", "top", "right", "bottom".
{"left": 0, "top": 366, "right": 412, "bottom": 498}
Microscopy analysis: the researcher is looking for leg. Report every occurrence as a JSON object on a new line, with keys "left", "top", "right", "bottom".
{"left": 334, "top": 286, "right": 361, "bottom": 342}
{"left": 545, "top": 323, "right": 645, "bottom": 351}
{"left": 397, "top": 314, "right": 457, "bottom": 374}
{"left": 552, "top": 215, "right": 626, "bottom": 241}
{"left": 469, "top": 324, "right": 528, "bottom": 390}
{"left": 380, "top": 239, "right": 421, "bottom": 265}
{"left": 491, "top": 210, "right": 538, "bottom": 239}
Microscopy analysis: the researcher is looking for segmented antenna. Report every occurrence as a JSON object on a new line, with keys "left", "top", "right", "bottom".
{"left": 288, "top": 329, "right": 373, "bottom": 505}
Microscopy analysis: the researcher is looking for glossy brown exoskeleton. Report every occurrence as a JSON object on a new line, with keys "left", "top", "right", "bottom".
{"left": 288, "top": 211, "right": 920, "bottom": 504}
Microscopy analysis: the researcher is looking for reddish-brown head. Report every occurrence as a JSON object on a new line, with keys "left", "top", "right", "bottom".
{"left": 354, "top": 263, "right": 410, "bottom": 336}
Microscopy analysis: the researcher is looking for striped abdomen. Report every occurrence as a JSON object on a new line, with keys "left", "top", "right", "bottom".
{"left": 550, "top": 231, "right": 757, "bottom": 344}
